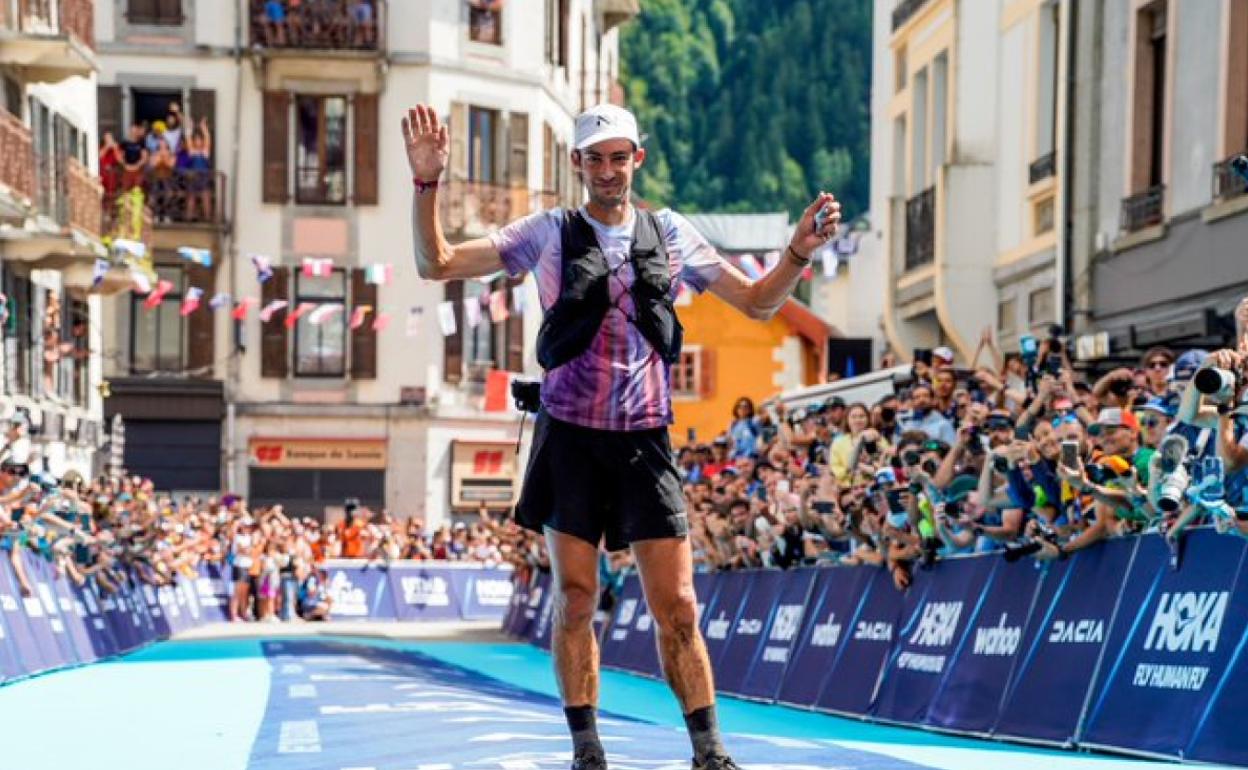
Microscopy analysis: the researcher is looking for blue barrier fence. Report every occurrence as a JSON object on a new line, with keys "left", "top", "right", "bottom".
{"left": 502, "top": 529, "right": 1248, "bottom": 765}
{"left": 0, "top": 554, "right": 513, "bottom": 686}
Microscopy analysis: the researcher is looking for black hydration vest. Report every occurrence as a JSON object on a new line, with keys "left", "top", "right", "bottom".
{"left": 535, "top": 208, "right": 683, "bottom": 371}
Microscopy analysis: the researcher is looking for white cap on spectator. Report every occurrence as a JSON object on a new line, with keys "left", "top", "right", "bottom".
{"left": 933, "top": 346, "right": 955, "bottom": 365}
{"left": 574, "top": 104, "right": 640, "bottom": 150}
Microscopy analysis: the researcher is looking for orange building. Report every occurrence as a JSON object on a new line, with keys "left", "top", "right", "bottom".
{"left": 671, "top": 213, "right": 834, "bottom": 446}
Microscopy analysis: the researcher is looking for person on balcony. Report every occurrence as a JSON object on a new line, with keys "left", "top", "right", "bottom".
{"left": 179, "top": 118, "right": 214, "bottom": 223}
{"left": 149, "top": 138, "right": 177, "bottom": 223}
{"left": 350, "top": 0, "right": 374, "bottom": 48}
{"left": 120, "top": 122, "right": 148, "bottom": 192}
{"left": 263, "top": 0, "right": 288, "bottom": 46}
{"left": 98, "top": 131, "right": 123, "bottom": 198}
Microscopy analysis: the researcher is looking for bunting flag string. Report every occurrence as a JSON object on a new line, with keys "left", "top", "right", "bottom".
{"left": 131, "top": 268, "right": 153, "bottom": 295}
{"left": 177, "top": 246, "right": 213, "bottom": 268}
{"left": 301, "top": 257, "right": 333, "bottom": 278}
{"left": 365, "top": 263, "right": 393, "bottom": 285}
{"left": 463, "top": 297, "right": 482, "bottom": 328}
{"left": 437, "top": 301, "right": 457, "bottom": 337}
{"left": 372, "top": 312, "right": 392, "bottom": 332}
{"left": 258, "top": 300, "right": 288, "bottom": 322}
{"left": 179, "top": 287, "right": 204, "bottom": 317}
{"left": 738, "top": 253, "right": 763, "bottom": 280}
{"left": 349, "top": 305, "right": 372, "bottom": 330}
{"left": 511, "top": 286, "right": 526, "bottom": 316}
{"left": 249, "top": 253, "right": 274, "bottom": 283}
{"left": 232, "top": 297, "right": 258, "bottom": 320}
{"left": 143, "top": 280, "right": 174, "bottom": 310}
{"left": 307, "top": 304, "right": 343, "bottom": 326}
{"left": 284, "top": 302, "right": 315, "bottom": 329}
{"left": 488, "top": 290, "right": 509, "bottom": 323}
{"left": 405, "top": 307, "right": 423, "bottom": 337}
{"left": 763, "top": 250, "right": 781, "bottom": 272}
{"left": 93, "top": 259, "right": 110, "bottom": 288}
{"left": 113, "top": 239, "right": 147, "bottom": 259}
{"left": 209, "top": 292, "right": 232, "bottom": 310}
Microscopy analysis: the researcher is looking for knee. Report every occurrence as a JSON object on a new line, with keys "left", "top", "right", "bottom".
{"left": 554, "top": 582, "right": 597, "bottom": 629}
{"left": 651, "top": 585, "right": 699, "bottom": 639}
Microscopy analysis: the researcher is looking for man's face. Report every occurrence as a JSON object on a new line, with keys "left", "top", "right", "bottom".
{"left": 1098, "top": 424, "right": 1137, "bottom": 456}
{"left": 933, "top": 372, "right": 955, "bottom": 398}
{"left": 573, "top": 138, "right": 644, "bottom": 209}
{"left": 911, "top": 387, "right": 933, "bottom": 412}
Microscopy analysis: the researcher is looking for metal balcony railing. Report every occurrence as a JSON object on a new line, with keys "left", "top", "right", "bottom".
{"left": 0, "top": 110, "right": 36, "bottom": 203}
{"left": 1120, "top": 184, "right": 1165, "bottom": 233}
{"left": 892, "top": 0, "right": 931, "bottom": 31}
{"left": 1212, "top": 153, "right": 1248, "bottom": 202}
{"left": 249, "top": 0, "right": 383, "bottom": 52}
{"left": 440, "top": 181, "right": 559, "bottom": 235}
{"left": 63, "top": 156, "right": 101, "bottom": 236}
{"left": 103, "top": 167, "right": 226, "bottom": 226}
{"left": 903, "top": 186, "right": 935, "bottom": 271}
{"left": 5, "top": 0, "right": 94, "bottom": 48}
{"left": 1029, "top": 151, "right": 1056, "bottom": 185}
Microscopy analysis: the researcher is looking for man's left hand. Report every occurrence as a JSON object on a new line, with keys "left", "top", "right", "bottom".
{"left": 789, "top": 192, "right": 842, "bottom": 260}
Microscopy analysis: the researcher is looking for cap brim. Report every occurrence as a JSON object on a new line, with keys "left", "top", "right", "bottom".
{"left": 574, "top": 130, "right": 638, "bottom": 150}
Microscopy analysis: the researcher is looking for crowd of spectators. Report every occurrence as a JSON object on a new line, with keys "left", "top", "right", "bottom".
{"left": 673, "top": 299, "right": 1248, "bottom": 590}
{"left": 255, "top": 0, "right": 378, "bottom": 49}
{"left": 98, "top": 100, "right": 214, "bottom": 223}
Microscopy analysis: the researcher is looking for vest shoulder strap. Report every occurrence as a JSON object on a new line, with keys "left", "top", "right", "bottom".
{"left": 631, "top": 207, "right": 664, "bottom": 254}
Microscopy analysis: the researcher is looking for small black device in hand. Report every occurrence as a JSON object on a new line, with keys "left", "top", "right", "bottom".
{"left": 510, "top": 378, "right": 542, "bottom": 414}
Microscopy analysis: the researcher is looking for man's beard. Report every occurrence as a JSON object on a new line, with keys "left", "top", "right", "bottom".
{"left": 587, "top": 180, "right": 630, "bottom": 208}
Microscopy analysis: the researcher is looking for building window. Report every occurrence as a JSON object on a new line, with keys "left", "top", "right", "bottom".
{"left": 131, "top": 265, "right": 186, "bottom": 374}
{"left": 468, "top": 0, "right": 503, "bottom": 45}
{"left": 911, "top": 66, "right": 928, "bottom": 194}
{"left": 294, "top": 270, "right": 347, "bottom": 377}
{"left": 1035, "top": 1, "right": 1060, "bottom": 163}
{"left": 126, "top": 0, "right": 183, "bottom": 25}
{"left": 3, "top": 273, "right": 34, "bottom": 396}
{"left": 1028, "top": 287, "right": 1054, "bottom": 327}
{"left": 295, "top": 95, "right": 348, "bottom": 205}
{"left": 931, "top": 52, "right": 948, "bottom": 173}
{"left": 546, "top": 0, "right": 569, "bottom": 66}
{"left": 998, "top": 296, "right": 1017, "bottom": 340}
{"left": 1130, "top": 2, "right": 1168, "bottom": 192}
{"left": 462, "top": 280, "right": 498, "bottom": 371}
{"left": 672, "top": 349, "right": 701, "bottom": 398}
{"left": 895, "top": 47, "right": 907, "bottom": 93}
{"left": 67, "top": 299, "right": 89, "bottom": 406}
{"left": 468, "top": 106, "right": 502, "bottom": 183}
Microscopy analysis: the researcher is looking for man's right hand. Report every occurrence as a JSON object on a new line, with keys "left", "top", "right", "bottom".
{"left": 402, "top": 104, "right": 449, "bottom": 182}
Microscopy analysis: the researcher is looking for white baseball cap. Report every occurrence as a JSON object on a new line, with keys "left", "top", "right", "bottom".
{"left": 574, "top": 104, "right": 641, "bottom": 150}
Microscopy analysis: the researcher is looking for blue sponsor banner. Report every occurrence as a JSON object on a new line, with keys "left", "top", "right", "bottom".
{"left": 927, "top": 557, "right": 1043, "bottom": 733}
{"left": 517, "top": 572, "right": 550, "bottom": 641}
{"left": 324, "top": 564, "right": 395, "bottom": 620}
{"left": 195, "top": 564, "right": 232, "bottom": 623}
{"left": 74, "top": 577, "right": 119, "bottom": 660}
{"left": 532, "top": 572, "right": 556, "bottom": 650}
{"left": 456, "top": 567, "right": 514, "bottom": 620}
{"left": 48, "top": 566, "right": 97, "bottom": 665}
{"left": 618, "top": 587, "right": 660, "bottom": 676}
{"left": 502, "top": 574, "right": 528, "bottom": 635}
{"left": 0, "top": 554, "right": 37, "bottom": 678}
{"left": 777, "top": 565, "right": 876, "bottom": 707}
{"left": 19, "top": 554, "right": 70, "bottom": 671}
{"left": 995, "top": 537, "right": 1138, "bottom": 743}
{"left": 874, "top": 557, "right": 996, "bottom": 723}
{"left": 1084, "top": 531, "right": 1248, "bottom": 758}
{"left": 736, "top": 567, "right": 817, "bottom": 702}
{"left": 816, "top": 566, "right": 907, "bottom": 715}
{"left": 701, "top": 570, "right": 753, "bottom": 671}
{"left": 715, "top": 569, "right": 788, "bottom": 696}
{"left": 600, "top": 574, "right": 644, "bottom": 668}
{"left": 388, "top": 565, "right": 460, "bottom": 621}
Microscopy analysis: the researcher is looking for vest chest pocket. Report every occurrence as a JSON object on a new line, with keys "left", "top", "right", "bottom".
{"left": 560, "top": 251, "right": 611, "bottom": 303}
{"left": 630, "top": 247, "right": 672, "bottom": 296}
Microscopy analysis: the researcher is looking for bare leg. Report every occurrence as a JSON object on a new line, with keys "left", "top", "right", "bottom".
{"left": 545, "top": 527, "right": 600, "bottom": 708}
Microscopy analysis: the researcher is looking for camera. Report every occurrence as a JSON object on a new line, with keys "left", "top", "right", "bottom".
{"left": 862, "top": 439, "right": 878, "bottom": 455}
{"left": 1194, "top": 368, "right": 1238, "bottom": 405}
{"left": 902, "top": 450, "right": 921, "bottom": 466}
{"left": 510, "top": 378, "right": 542, "bottom": 414}
{"left": 992, "top": 455, "right": 1010, "bottom": 474}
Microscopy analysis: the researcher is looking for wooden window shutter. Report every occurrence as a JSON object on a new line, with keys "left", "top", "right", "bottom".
{"left": 443, "top": 281, "right": 464, "bottom": 383}
{"left": 126, "top": 0, "right": 156, "bottom": 21}
{"left": 350, "top": 268, "right": 377, "bottom": 379}
{"left": 505, "top": 277, "right": 524, "bottom": 372}
{"left": 259, "top": 266, "right": 289, "bottom": 378}
{"left": 186, "top": 262, "right": 216, "bottom": 376}
{"left": 449, "top": 102, "right": 468, "bottom": 182}
{"left": 97, "top": 85, "right": 122, "bottom": 145}
{"left": 189, "top": 88, "right": 216, "bottom": 167}
{"left": 262, "top": 91, "right": 290, "bottom": 204}
{"left": 698, "top": 348, "right": 715, "bottom": 399}
{"left": 353, "top": 92, "right": 379, "bottom": 205}
{"left": 507, "top": 112, "right": 528, "bottom": 188}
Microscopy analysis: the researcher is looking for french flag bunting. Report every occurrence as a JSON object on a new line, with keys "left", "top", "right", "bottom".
{"left": 738, "top": 254, "right": 763, "bottom": 280}
{"left": 180, "top": 287, "right": 204, "bottom": 316}
{"left": 177, "top": 246, "right": 212, "bottom": 268}
{"left": 511, "top": 286, "right": 526, "bottom": 316}
{"left": 307, "top": 304, "right": 343, "bottom": 325}
{"left": 249, "top": 253, "right": 274, "bottom": 284}
{"left": 284, "top": 302, "right": 316, "bottom": 329}
{"left": 232, "top": 297, "right": 258, "bottom": 320}
{"left": 365, "top": 263, "right": 393, "bottom": 285}
{"left": 209, "top": 292, "right": 232, "bottom": 310}
{"left": 372, "top": 312, "right": 392, "bottom": 332}
{"left": 488, "top": 290, "right": 509, "bottom": 323}
{"left": 113, "top": 238, "right": 147, "bottom": 259}
{"left": 258, "top": 299, "right": 288, "bottom": 323}
{"left": 763, "top": 250, "right": 781, "bottom": 272}
{"left": 301, "top": 257, "right": 333, "bottom": 278}
{"left": 463, "top": 298, "right": 482, "bottom": 328}
{"left": 93, "top": 259, "right": 110, "bottom": 287}
{"left": 131, "top": 268, "right": 153, "bottom": 295}
{"left": 437, "top": 301, "right": 457, "bottom": 337}
{"left": 349, "top": 304, "right": 372, "bottom": 330}
{"left": 143, "top": 280, "right": 174, "bottom": 310}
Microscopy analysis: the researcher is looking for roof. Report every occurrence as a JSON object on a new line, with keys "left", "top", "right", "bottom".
{"left": 681, "top": 212, "right": 793, "bottom": 252}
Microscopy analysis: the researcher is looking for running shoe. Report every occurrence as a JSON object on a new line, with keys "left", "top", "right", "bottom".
{"left": 571, "top": 746, "right": 607, "bottom": 770}
{"left": 692, "top": 754, "right": 742, "bottom": 770}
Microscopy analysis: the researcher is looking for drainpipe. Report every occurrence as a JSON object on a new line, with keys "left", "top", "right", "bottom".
{"left": 1058, "top": 0, "right": 1076, "bottom": 336}
{"left": 224, "top": 0, "right": 245, "bottom": 492}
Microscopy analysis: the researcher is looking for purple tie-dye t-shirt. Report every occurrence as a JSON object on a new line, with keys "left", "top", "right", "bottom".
{"left": 490, "top": 206, "right": 724, "bottom": 432}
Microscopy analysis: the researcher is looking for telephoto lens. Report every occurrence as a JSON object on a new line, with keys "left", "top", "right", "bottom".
{"left": 1194, "top": 368, "right": 1237, "bottom": 403}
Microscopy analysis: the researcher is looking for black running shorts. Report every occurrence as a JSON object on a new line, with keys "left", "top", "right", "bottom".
{"left": 515, "top": 411, "right": 689, "bottom": 552}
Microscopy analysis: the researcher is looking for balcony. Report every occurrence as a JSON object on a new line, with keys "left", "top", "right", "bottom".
{"left": 1120, "top": 184, "right": 1165, "bottom": 233}
{"left": 103, "top": 167, "right": 226, "bottom": 228}
{"left": 440, "top": 180, "right": 559, "bottom": 237}
{"left": 0, "top": 109, "right": 35, "bottom": 223}
{"left": 0, "top": 0, "right": 96, "bottom": 82}
{"left": 249, "top": 0, "right": 384, "bottom": 53}
{"left": 1029, "top": 151, "right": 1056, "bottom": 185}
{"left": 1212, "top": 154, "right": 1248, "bottom": 202}
{"left": 903, "top": 186, "right": 935, "bottom": 271}
{"left": 892, "top": 0, "right": 932, "bottom": 31}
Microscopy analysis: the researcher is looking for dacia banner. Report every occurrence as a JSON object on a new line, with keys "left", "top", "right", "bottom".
{"left": 388, "top": 565, "right": 461, "bottom": 621}
{"left": 994, "top": 537, "right": 1138, "bottom": 744}
{"left": 324, "top": 565, "right": 397, "bottom": 620}
{"left": 708, "top": 569, "right": 779, "bottom": 696}
{"left": 532, "top": 572, "right": 556, "bottom": 650}
{"left": 74, "top": 577, "right": 119, "bottom": 660}
{"left": 195, "top": 564, "right": 234, "bottom": 623}
{"left": 701, "top": 570, "right": 753, "bottom": 672}
{"left": 926, "top": 557, "right": 1042, "bottom": 733}
{"left": 776, "top": 566, "right": 876, "bottom": 707}
{"left": 1083, "top": 530, "right": 1248, "bottom": 759}
{"left": 873, "top": 556, "right": 997, "bottom": 723}
{"left": 735, "top": 568, "right": 817, "bottom": 702}
{"left": 816, "top": 566, "right": 907, "bottom": 715}
{"left": 517, "top": 572, "right": 552, "bottom": 642}
{"left": 617, "top": 584, "right": 660, "bottom": 676}
{"left": 599, "top": 574, "right": 644, "bottom": 668}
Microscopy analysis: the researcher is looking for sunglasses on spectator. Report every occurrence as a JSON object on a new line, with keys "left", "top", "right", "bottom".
{"left": 1145, "top": 359, "right": 1171, "bottom": 370}
{"left": 1051, "top": 413, "right": 1080, "bottom": 427}
{"left": 1139, "top": 415, "right": 1166, "bottom": 428}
